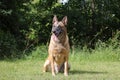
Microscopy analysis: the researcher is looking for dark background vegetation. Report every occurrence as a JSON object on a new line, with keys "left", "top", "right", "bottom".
{"left": 0, "top": 0, "right": 120, "bottom": 58}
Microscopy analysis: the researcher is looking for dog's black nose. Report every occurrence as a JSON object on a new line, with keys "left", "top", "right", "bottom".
{"left": 52, "top": 31, "right": 56, "bottom": 33}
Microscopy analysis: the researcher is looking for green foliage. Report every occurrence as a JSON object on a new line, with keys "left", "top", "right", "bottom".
{"left": 0, "top": 0, "right": 120, "bottom": 58}
{"left": 0, "top": 30, "right": 18, "bottom": 58}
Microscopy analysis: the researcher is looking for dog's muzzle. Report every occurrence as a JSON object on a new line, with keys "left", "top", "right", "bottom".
{"left": 52, "top": 26, "right": 62, "bottom": 37}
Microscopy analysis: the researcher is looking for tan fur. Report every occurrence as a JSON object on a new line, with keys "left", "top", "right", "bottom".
{"left": 43, "top": 16, "right": 70, "bottom": 76}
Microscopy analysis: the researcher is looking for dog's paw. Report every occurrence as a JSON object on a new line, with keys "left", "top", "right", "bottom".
{"left": 43, "top": 68, "right": 47, "bottom": 72}
{"left": 52, "top": 73, "right": 56, "bottom": 76}
{"left": 43, "top": 70, "right": 46, "bottom": 72}
{"left": 64, "top": 72, "right": 68, "bottom": 76}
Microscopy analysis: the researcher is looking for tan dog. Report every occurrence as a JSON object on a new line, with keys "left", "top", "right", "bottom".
{"left": 43, "top": 15, "right": 70, "bottom": 76}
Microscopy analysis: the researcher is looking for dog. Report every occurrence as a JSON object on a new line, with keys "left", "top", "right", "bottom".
{"left": 43, "top": 15, "right": 70, "bottom": 76}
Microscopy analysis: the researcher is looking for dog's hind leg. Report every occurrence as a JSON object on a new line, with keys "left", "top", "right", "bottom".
{"left": 43, "top": 60, "right": 51, "bottom": 72}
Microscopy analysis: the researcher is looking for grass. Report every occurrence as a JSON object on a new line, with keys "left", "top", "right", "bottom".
{"left": 0, "top": 43, "right": 120, "bottom": 80}
{"left": 0, "top": 55, "right": 120, "bottom": 80}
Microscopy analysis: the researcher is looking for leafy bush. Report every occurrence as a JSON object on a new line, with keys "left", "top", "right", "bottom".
{"left": 0, "top": 30, "right": 18, "bottom": 59}
{"left": 0, "top": 0, "right": 120, "bottom": 59}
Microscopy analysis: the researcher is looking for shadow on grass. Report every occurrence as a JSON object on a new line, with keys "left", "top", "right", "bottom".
{"left": 70, "top": 70, "right": 107, "bottom": 74}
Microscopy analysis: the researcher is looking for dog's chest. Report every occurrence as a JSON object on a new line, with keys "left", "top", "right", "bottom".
{"left": 52, "top": 44, "right": 66, "bottom": 54}
{"left": 52, "top": 45, "right": 66, "bottom": 63}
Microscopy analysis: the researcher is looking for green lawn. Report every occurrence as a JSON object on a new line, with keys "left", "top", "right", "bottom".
{"left": 0, "top": 58, "right": 120, "bottom": 80}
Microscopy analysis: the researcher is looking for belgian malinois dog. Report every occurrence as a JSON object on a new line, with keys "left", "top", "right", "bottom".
{"left": 43, "top": 15, "right": 70, "bottom": 76}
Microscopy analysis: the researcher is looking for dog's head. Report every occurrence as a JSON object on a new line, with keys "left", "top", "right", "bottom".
{"left": 52, "top": 15, "right": 67, "bottom": 42}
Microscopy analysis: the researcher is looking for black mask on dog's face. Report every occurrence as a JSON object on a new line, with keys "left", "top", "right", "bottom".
{"left": 52, "top": 25, "right": 63, "bottom": 37}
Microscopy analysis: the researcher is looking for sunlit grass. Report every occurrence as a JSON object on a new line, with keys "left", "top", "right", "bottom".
{"left": 0, "top": 57, "right": 120, "bottom": 80}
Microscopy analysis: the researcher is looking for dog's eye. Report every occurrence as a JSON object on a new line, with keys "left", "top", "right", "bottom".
{"left": 52, "top": 25, "right": 56, "bottom": 27}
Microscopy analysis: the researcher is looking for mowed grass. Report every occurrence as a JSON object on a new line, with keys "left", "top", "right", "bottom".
{"left": 0, "top": 56, "right": 120, "bottom": 80}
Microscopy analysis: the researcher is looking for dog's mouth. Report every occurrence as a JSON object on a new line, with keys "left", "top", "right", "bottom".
{"left": 52, "top": 29, "right": 62, "bottom": 41}
{"left": 52, "top": 31, "right": 61, "bottom": 37}
{"left": 52, "top": 26, "right": 62, "bottom": 37}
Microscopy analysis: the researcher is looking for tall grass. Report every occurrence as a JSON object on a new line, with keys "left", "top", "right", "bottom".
{"left": 71, "top": 37, "right": 120, "bottom": 61}
{"left": 26, "top": 39, "right": 120, "bottom": 62}
{"left": 26, "top": 45, "right": 48, "bottom": 60}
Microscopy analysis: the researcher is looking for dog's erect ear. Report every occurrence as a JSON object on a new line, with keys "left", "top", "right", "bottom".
{"left": 62, "top": 16, "right": 67, "bottom": 25}
{"left": 53, "top": 15, "right": 58, "bottom": 24}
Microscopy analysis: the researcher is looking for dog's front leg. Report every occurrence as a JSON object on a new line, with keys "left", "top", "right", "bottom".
{"left": 64, "top": 57, "right": 68, "bottom": 76}
{"left": 51, "top": 56, "right": 55, "bottom": 76}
